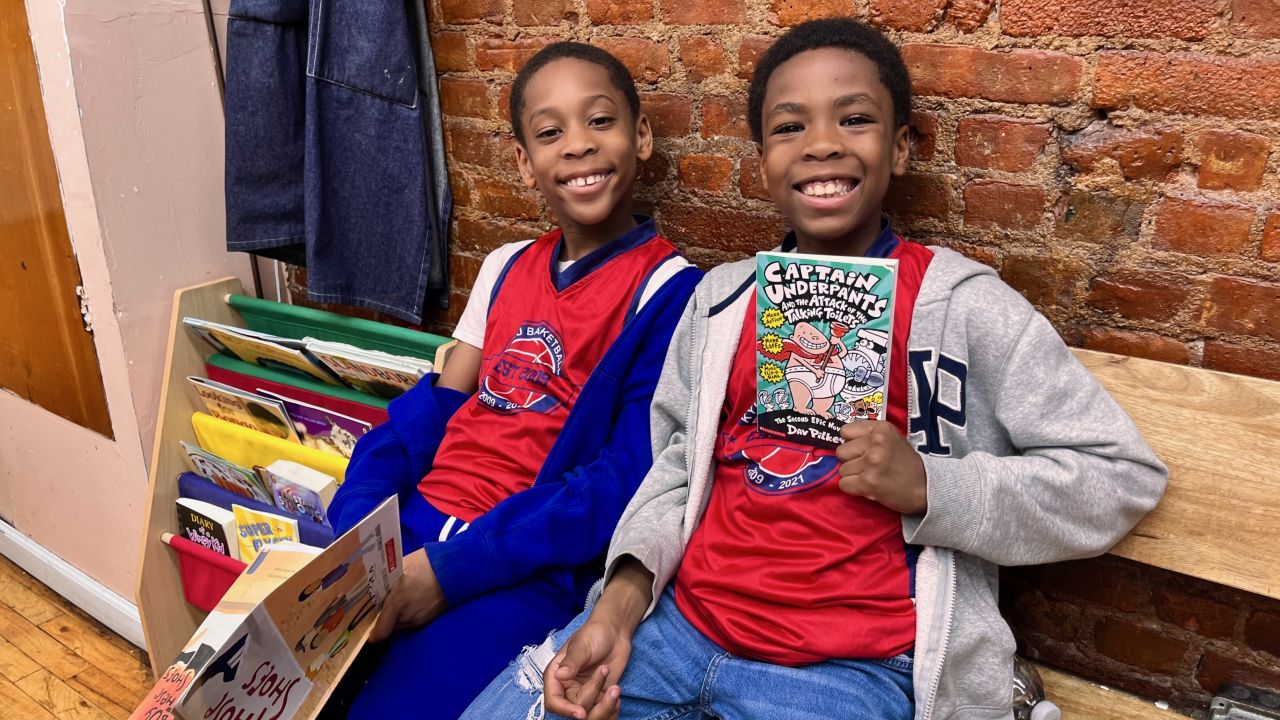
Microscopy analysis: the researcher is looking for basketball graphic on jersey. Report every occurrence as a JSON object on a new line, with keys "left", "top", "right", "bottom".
{"left": 477, "top": 322, "right": 567, "bottom": 414}
{"left": 729, "top": 431, "right": 839, "bottom": 495}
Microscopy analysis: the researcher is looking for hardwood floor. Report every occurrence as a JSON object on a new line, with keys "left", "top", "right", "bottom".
{"left": 0, "top": 555, "right": 153, "bottom": 719}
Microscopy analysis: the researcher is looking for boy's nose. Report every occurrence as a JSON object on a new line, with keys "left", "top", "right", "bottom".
{"left": 803, "top": 123, "right": 845, "bottom": 160}
{"left": 560, "top": 126, "right": 598, "bottom": 158}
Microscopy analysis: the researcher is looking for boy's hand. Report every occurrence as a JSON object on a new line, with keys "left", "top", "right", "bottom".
{"left": 836, "top": 420, "right": 928, "bottom": 514}
{"left": 544, "top": 618, "right": 629, "bottom": 720}
{"left": 369, "top": 548, "right": 446, "bottom": 641}
{"left": 545, "top": 558, "right": 652, "bottom": 720}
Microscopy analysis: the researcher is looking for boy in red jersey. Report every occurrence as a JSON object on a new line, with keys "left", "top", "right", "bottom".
{"left": 326, "top": 43, "right": 700, "bottom": 719}
{"left": 464, "top": 18, "right": 1165, "bottom": 720}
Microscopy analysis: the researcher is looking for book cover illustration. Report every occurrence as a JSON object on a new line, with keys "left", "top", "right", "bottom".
{"left": 183, "top": 318, "right": 341, "bottom": 387}
{"left": 176, "top": 498, "right": 239, "bottom": 560}
{"left": 233, "top": 504, "right": 301, "bottom": 563}
{"left": 305, "top": 339, "right": 432, "bottom": 400}
{"left": 257, "top": 388, "right": 371, "bottom": 459}
{"left": 755, "top": 251, "right": 897, "bottom": 448}
{"left": 257, "top": 459, "right": 337, "bottom": 527}
{"left": 188, "top": 376, "right": 301, "bottom": 444}
{"left": 177, "top": 498, "right": 401, "bottom": 720}
{"left": 182, "top": 441, "right": 273, "bottom": 505}
{"left": 128, "top": 543, "right": 323, "bottom": 720}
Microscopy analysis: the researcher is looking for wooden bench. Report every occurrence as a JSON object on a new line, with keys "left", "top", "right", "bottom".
{"left": 1030, "top": 350, "right": 1280, "bottom": 718}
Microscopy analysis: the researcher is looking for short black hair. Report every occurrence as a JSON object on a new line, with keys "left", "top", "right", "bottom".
{"left": 747, "top": 18, "right": 912, "bottom": 144}
{"left": 509, "top": 42, "right": 641, "bottom": 145}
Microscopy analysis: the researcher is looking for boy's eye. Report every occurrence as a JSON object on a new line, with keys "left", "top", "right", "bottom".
{"left": 841, "top": 115, "right": 873, "bottom": 127}
{"left": 535, "top": 127, "right": 562, "bottom": 141}
{"left": 771, "top": 122, "right": 802, "bottom": 135}
{"left": 589, "top": 116, "right": 616, "bottom": 128}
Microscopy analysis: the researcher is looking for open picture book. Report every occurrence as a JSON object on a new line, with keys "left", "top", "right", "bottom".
{"left": 131, "top": 497, "right": 401, "bottom": 720}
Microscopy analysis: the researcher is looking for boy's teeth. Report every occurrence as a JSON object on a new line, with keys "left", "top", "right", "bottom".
{"left": 800, "top": 179, "right": 853, "bottom": 197}
{"left": 567, "top": 173, "right": 607, "bottom": 187}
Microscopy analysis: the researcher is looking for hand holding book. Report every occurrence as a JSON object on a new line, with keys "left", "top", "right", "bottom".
{"left": 835, "top": 420, "right": 928, "bottom": 514}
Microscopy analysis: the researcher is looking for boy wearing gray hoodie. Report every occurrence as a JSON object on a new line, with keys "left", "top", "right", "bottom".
{"left": 463, "top": 17, "right": 1167, "bottom": 720}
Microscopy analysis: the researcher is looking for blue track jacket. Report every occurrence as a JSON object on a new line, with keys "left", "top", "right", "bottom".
{"left": 329, "top": 264, "right": 702, "bottom": 607}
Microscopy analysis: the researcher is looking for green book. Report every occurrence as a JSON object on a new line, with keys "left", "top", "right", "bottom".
{"left": 754, "top": 251, "right": 898, "bottom": 448}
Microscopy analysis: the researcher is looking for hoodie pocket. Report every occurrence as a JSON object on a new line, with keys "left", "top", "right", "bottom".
{"left": 307, "top": 0, "right": 418, "bottom": 108}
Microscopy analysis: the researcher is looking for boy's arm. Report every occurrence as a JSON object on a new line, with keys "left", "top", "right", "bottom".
{"left": 435, "top": 341, "right": 482, "bottom": 395}
{"left": 421, "top": 271, "right": 701, "bottom": 607}
{"left": 327, "top": 373, "right": 470, "bottom": 533}
{"left": 903, "top": 309, "right": 1169, "bottom": 565}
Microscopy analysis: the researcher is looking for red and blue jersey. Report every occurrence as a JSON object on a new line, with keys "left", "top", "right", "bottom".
{"left": 420, "top": 220, "right": 681, "bottom": 522}
{"left": 675, "top": 226, "right": 934, "bottom": 666}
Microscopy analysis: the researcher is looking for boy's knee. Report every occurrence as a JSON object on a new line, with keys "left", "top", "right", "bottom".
{"left": 514, "top": 631, "right": 558, "bottom": 694}
{"left": 461, "top": 636, "right": 558, "bottom": 720}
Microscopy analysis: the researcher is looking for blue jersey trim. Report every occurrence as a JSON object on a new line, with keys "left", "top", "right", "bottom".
{"left": 551, "top": 216, "right": 657, "bottom": 291}
{"left": 488, "top": 242, "right": 536, "bottom": 315}
{"left": 624, "top": 250, "right": 685, "bottom": 324}
{"left": 779, "top": 216, "right": 899, "bottom": 259}
{"left": 710, "top": 275, "right": 754, "bottom": 317}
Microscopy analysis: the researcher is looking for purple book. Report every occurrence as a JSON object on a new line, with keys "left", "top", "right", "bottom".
{"left": 256, "top": 389, "right": 371, "bottom": 459}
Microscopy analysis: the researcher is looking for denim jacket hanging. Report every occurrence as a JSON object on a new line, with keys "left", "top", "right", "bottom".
{"left": 225, "top": 0, "right": 451, "bottom": 323}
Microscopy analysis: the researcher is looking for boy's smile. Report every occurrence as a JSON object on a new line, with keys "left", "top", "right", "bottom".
{"left": 515, "top": 59, "right": 653, "bottom": 256}
{"left": 757, "top": 48, "right": 909, "bottom": 256}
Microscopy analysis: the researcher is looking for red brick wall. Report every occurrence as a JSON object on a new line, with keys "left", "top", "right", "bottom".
{"left": 290, "top": 0, "right": 1280, "bottom": 712}
{"left": 418, "top": 0, "right": 1280, "bottom": 388}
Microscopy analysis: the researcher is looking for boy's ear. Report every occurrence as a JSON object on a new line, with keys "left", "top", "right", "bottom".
{"left": 633, "top": 112, "right": 654, "bottom": 162}
{"left": 514, "top": 141, "right": 538, "bottom": 189}
{"left": 891, "top": 124, "right": 910, "bottom": 176}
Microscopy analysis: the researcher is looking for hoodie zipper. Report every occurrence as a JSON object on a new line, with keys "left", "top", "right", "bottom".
{"left": 921, "top": 548, "right": 958, "bottom": 720}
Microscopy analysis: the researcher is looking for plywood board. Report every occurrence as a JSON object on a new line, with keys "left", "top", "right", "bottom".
{"left": 1073, "top": 350, "right": 1280, "bottom": 600}
{"left": 135, "top": 277, "right": 245, "bottom": 674}
{"left": 1038, "top": 663, "right": 1184, "bottom": 719}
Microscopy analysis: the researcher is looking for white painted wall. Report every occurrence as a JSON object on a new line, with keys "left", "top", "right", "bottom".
{"left": 0, "top": 0, "right": 255, "bottom": 611}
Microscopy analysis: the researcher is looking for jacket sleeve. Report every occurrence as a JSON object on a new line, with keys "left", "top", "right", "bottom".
{"left": 602, "top": 292, "right": 701, "bottom": 617}
{"left": 328, "top": 375, "right": 470, "bottom": 534}
{"left": 423, "top": 274, "right": 699, "bottom": 606}
{"left": 902, "top": 309, "right": 1169, "bottom": 566}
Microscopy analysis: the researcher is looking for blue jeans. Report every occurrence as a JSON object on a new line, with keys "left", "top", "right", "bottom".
{"left": 462, "top": 587, "right": 915, "bottom": 720}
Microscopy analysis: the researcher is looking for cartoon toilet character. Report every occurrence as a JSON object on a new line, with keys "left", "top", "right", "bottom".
{"left": 761, "top": 321, "right": 849, "bottom": 418}
{"left": 758, "top": 391, "right": 778, "bottom": 412}
{"left": 841, "top": 328, "right": 888, "bottom": 402}
{"left": 772, "top": 387, "right": 791, "bottom": 410}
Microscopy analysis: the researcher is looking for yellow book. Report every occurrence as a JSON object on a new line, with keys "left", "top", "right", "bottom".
{"left": 233, "top": 504, "right": 300, "bottom": 563}
{"left": 191, "top": 412, "right": 348, "bottom": 484}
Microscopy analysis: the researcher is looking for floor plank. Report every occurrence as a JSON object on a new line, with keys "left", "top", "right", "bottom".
{"left": 65, "top": 675, "right": 131, "bottom": 720}
{"left": 0, "top": 604, "right": 87, "bottom": 679}
{"left": 0, "top": 675, "right": 58, "bottom": 720}
{"left": 0, "top": 636, "right": 40, "bottom": 683}
{"left": 15, "top": 669, "right": 116, "bottom": 720}
{"left": 38, "top": 612, "right": 152, "bottom": 697}
{"left": 0, "top": 569, "right": 63, "bottom": 626}
{"left": 68, "top": 666, "right": 147, "bottom": 715}
{"left": 0, "top": 556, "right": 154, "bottom": 716}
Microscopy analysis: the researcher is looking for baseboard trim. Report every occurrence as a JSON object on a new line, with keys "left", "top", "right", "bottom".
{"left": 0, "top": 520, "right": 145, "bottom": 650}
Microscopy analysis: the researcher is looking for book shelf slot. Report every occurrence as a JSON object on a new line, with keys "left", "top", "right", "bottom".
{"left": 137, "top": 277, "right": 454, "bottom": 677}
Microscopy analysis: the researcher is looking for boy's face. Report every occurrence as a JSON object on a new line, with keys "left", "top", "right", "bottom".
{"left": 515, "top": 59, "right": 652, "bottom": 234}
{"left": 757, "top": 48, "right": 909, "bottom": 254}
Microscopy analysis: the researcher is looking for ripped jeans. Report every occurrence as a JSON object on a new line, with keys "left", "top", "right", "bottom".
{"left": 461, "top": 586, "right": 914, "bottom": 720}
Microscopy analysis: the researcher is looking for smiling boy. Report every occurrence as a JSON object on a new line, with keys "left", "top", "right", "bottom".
{"left": 463, "top": 18, "right": 1165, "bottom": 720}
{"left": 324, "top": 43, "right": 700, "bottom": 719}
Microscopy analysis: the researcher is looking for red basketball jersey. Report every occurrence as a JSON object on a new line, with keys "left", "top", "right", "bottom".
{"left": 674, "top": 236, "right": 934, "bottom": 665}
{"left": 420, "top": 225, "right": 680, "bottom": 522}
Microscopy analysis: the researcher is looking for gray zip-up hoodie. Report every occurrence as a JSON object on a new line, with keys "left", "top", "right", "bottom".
{"left": 603, "top": 246, "right": 1168, "bottom": 719}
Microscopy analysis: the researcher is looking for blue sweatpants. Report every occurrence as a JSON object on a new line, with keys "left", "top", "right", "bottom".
{"left": 345, "top": 492, "right": 582, "bottom": 720}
